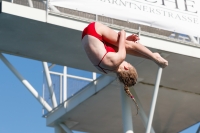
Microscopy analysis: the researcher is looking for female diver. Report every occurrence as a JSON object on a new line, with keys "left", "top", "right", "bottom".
{"left": 81, "top": 22, "right": 168, "bottom": 114}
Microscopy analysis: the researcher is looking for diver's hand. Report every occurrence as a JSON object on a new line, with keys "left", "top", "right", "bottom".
{"left": 126, "top": 34, "right": 140, "bottom": 43}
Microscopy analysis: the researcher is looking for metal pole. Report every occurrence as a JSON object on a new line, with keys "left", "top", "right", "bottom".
{"left": 49, "top": 63, "right": 56, "bottom": 70}
{"left": 59, "top": 123, "right": 73, "bottom": 133}
{"left": 55, "top": 125, "right": 65, "bottom": 133}
{"left": 120, "top": 84, "right": 134, "bottom": 133}
{"left": 93, "top": 72, "right": 97, "bottom": 92}
{"left": 138, "top": 26, "right": 141, "bottom": 37}
{"left": 63, "top": 66, "right": 67, "bottom": 101}
{"left": 41, "top": 0, "right": 60, "bottom": 13}
{"left": 0, "top": 53, "right": 52, "bottom": 111}
{"left": 27, "top": 0, "right": 33, "bottom": 8}
{"left": 42, "top": 84, "right": 44, "bottom": 114}
{"left": 0, "top": 1, "right": 2, "bottom": 13}
{"left": 93, "top": 72, "right": 97, "bottom": 81}
{"left": 96, "top": 14, "right": 98, "bottom": 21}
{"left": 0, "top": 0, "right": 2, "bottom": 13}
{"left": 43, "top": 62, "right": 57, "bottom": 108}
{"left": 46, "top": 0, "right": 48, "bottom": 22}
{"left": 60, "top": 75, "right": 62, "bottom": 104}
{"left": 188, "top": 35, "right": 198, "bottom": 44}
{"left": 146, "top": 67, "right": 163, "bottom": 133}
{"left": 131, "top": 87, "right": 155, "bottom": 133}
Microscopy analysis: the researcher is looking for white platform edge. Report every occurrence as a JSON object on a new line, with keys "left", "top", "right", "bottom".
{"left": 2, "top": 1, "right": 200, "bottom": 59}
{"left": 2, "top": 1, "right": 46, "bottom": 22}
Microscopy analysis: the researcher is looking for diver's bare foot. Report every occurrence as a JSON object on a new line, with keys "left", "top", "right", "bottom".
{"left": 153, "top": 53, "right": 168, "bottom": 68}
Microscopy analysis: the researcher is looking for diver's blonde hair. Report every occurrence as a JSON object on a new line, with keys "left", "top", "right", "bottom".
{"left": 117, "top": 65, "right": 139, "bottom": 114}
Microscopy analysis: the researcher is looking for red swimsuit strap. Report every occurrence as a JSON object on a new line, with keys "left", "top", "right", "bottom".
{"left": 96, "top": 52, "right": 108, "bottom": 74}
{"left": 96, "top": 49, "right": 115, "bottom": 74}
{"left": 98, "top": 52, "right": 108, "bottom": 66}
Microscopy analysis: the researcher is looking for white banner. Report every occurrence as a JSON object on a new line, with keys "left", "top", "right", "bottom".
{"left": 50, "top": 0, "right": 200, "bottom": 37}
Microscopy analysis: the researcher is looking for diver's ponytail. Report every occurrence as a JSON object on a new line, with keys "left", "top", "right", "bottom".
{"left": 124, "top": 85, "right": 139, "bottom": 115}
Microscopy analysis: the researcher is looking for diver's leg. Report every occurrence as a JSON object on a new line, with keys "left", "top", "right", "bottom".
{"left": 95, "top": 22, "right": 168, "bottom": 67}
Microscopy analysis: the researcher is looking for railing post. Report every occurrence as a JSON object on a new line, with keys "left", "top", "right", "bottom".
{"left": 60, "top": 75, "right": 63, "bottom": 104}
{"left": 46, "top": 0, "right": 48, "bottom": 22}
{"left": 189, "top": 35, "right": 198, "bottom": 44}
{"left": 96, "top": 14, "right": 98, "bottom": 21}
{"left": 146, "top": 67, "right": 163, "bottom": 133}
{"left": 138, "top": 26, "right": 141, "bottom": 37}
{"left": 63, "top": 66, "right": 67, "bottom": 102}
{"left": 43, "top": 62, "right": 57, "bottom": 108}
{"left": 93, "top": 72, "right": 97, "bottom": 93}
{"left": 0, "top": 1, "right": 2, "bottom": 13}
{"left": 27, "top": 0, "right": 33, "bottom": 8}
{"left": 93, "top": 72, "right": 96, "bottom": 82}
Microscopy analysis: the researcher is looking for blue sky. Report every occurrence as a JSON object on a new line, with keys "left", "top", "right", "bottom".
{"left": 0, "top": 54, "right": 54, "bottom": 133}
{"left": 180, "top": 122, "right": 200, "bottom": 133}
{"left": 0, "top": 53, "right": 91, "bottom": 133}
{"left": 0, "top": 53, "right": 199, "bottom": 133}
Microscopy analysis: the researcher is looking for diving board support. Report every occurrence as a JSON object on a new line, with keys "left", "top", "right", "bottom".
{"left": 46, "top": 75, "right": 116, "bottom": 126}
{"left": 59, "top": 123, "right": 73, "bottom": 133}
{"left": 131, "top": 87, "right": 155, "bottom": 133}
{"left": 0, "top": 53, "right": 52, "bottom": 112}
{"left": 43, "top": 62, "right": 57, "bottom": 108}
{"left": 120, "top": 84, "right": 134, "bottom": 133}
{"left": 54, "top": 125, "right": 65, "bottom": 133}
{"left": 146, "top": 67, "right": 163, "bottom": 133}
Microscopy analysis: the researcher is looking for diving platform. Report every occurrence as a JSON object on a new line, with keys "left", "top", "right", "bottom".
{"left": 1, "top": 1, "right": 200, "bottom": 133}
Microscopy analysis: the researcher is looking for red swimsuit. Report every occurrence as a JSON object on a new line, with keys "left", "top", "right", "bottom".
{"left": 82, "top": 22, "right": 117, "bottom": 74}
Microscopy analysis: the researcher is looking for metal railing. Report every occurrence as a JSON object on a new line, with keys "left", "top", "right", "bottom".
{"left": 2, "top": 0, "right": 200, "bottom": 46}
{"left": 42, "top": 67, "right": 96, "bottom": 114}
